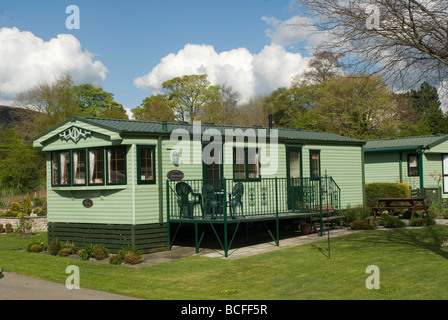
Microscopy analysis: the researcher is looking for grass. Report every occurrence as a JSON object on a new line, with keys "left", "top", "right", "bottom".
{"left": 1, "top": 225, "right": 448, "bottom": 299}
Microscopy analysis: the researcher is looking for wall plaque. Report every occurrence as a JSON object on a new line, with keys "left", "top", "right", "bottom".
{"left": 82, "top": 199, "right": 93, "bottom": 208}
{"left": 166, "top": 170, "right": 184, "bottom": 181}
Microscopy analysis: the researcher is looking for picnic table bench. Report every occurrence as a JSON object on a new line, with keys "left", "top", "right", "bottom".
{"left": 372, "top": 197, "right": 428, "bottom": 220}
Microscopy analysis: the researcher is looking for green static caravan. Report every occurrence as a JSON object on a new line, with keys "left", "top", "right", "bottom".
{"left": 364, "top": 134, "right": 448, "bottom": 199}
{"left": 33, "top": 116, "right": 366, "bottom": 254}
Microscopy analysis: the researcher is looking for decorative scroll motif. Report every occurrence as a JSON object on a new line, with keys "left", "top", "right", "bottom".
{"left": 59, "top": 126, "right": 91, "bottom": 143}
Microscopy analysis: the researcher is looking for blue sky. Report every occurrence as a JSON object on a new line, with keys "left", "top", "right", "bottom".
{"left": 0, "top": 0, "right": 320, "bottom": 115}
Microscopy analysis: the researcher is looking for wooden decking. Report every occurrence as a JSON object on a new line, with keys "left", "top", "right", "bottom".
{"left": 168, "top": 210, "right": 322, "bottom": 223}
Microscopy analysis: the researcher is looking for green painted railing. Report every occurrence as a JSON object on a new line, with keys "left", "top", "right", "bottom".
{"left": 166, "top": 176, "right": 341, "bottom": 222}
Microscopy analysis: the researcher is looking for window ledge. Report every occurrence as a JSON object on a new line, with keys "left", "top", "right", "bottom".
{"left": 52, "top": 185, "right": 127, "bottom": 191}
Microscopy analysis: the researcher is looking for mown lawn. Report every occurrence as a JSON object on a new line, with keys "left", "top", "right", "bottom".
{"left": 1, "top": 224, "right": 448, "bottom": 300}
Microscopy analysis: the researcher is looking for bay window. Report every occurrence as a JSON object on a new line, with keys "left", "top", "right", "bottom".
{"left": 51, "top": 146, "right": 127, "bottom": 187}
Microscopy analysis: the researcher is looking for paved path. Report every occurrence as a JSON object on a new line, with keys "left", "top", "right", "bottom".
{"left": 0, "top": 272, "right": 141, "bottom": 300}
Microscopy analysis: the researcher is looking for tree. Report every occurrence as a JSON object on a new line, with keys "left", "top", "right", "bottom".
{"left": 0, "top": 129, "right": 43, "bottom": 194}
{"left": 404, "top": 81, "right": 442, "bottom": 116}
{"left": 162, "top": 74, "right": 220, "bottom": 122}
{"left": 264, "top": 86, "right": 317, "bottom": 128}
{"left": 312, "top": 74, "right": 399, "bottom": 139}
{"left": 16, "top": 75, "right": 128, "bottom": 133}
{"left": 233, "top": 95, "right": 270, "bottom": 127}
{"left": 132, "top": 94, "right": 175, "bottom": 121}
{"left": 295, "top": 0, "right": 448, "bottom": 88}
{"left": 199, "top": 84, "right": 240, "bottom": 124}
{"left": 74, "top": 84, "right": 128, "bottom": 119}
{"left": 292, "top": 50, "right": 343, "bottom": 87}
{"left": 402, "top": 81, "right": 448, "bottom": 134}
{"left": 16, "top": 74, "right": 81, "bottom": 133}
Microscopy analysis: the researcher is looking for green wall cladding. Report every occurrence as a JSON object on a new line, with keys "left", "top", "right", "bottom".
{"left": 365, "top": 151, "right": 447, "bottom": 198}
{"left": 47, "top": 222, "right": 167, "bottom": 253}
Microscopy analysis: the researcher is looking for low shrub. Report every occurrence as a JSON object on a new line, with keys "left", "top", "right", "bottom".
{"left": 401, "top": 210, "right": 413, "bottom": 219}
{"left": 26, "top": 239, "right": 47, "bottom": 253}
{"left": 349, "top": 219, "right": 364, "bottom": 230}
{"left": 428, "top": 202, "right": 448, "bottom": 218}
{"left": 5, "top": 223, "right": 13, "bottom": 233}
{"left": 2, "top": 210, "right": 20, "bottom": 217}
{"left": 33, "top": 198, "right": 46, "bottom": 207}
{"left": 409, "top": 217, "right": 426, "bottom": 227}
{"left": 92, "top": 246, "right": 108, "bottom": 260}
{"left": 77, "top": 249, "right": 88, "bottom": 260}
{"left": 109, "top": 254, "right": 118, "bottom": 265}
{"left": 62, "top": 242, "right": 78, "bottom": 254}
{"left": 379, "top": 215, "right": 405, "bottom": 228}
{"left": 58, "top": 248, "right": 73, "bottom": 257}
{"left": 349, "top": 219, "right": 376, "bottom": 230}
{"left": 78, "top": 244, "right": 109, "bottom": 261}
{"left": 344, "top": 205, "right": 372, "bottom": 223}
{"left": 10, "top": 202, "right": 21, "bottom": 212}
{"left": 0, "top": 223, "right": 3, "bottom": 233}
{"left": 123, "top": 252, "right": 143, "bottom": 265}
{"left": 110, "top": 247, "right": 144, "bottom": 265}
{"left": 48, "top": 239, "right": 62, "bottom": 255}
{"left": 30, "top": 244, "right": 43, "bottom": 253}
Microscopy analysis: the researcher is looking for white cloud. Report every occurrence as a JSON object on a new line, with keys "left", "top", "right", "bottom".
{"left": 0, "top": 27, "right": 108, "bottom": 105}
{"left": 261, "top": 15, "right": 326, "bottom": 50}
{"left": 134, "top": 43, "right": 309, "bottom": 103}
{"left": 133, "top": 15, "right": 327, "bottom": 103}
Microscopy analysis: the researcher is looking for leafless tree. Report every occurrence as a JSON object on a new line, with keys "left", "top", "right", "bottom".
{"left": 292, "top": 50, "right": 343, "bottom": 87}
{"left": 295, "top": 0, "right": 448, "bottom": 90}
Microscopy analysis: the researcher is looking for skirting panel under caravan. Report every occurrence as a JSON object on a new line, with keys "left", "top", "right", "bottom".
{"left": 47, "top": 222, "right": 167, "bottom": 254}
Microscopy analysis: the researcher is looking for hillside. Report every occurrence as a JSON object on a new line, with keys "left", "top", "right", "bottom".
{"left": 0, "top": 105, "right": 40, "bottom": 143}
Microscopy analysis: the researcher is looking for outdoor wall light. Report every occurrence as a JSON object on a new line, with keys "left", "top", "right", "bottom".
{"left": 171, "top": 149, "right": 179, "bottom": 167}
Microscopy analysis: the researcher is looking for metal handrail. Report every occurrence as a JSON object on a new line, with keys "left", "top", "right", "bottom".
{"left": 166, "top": 176, "right": 341, "bottom": 221}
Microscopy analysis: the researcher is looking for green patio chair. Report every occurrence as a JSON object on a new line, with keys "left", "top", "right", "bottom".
{"left": 229, "top": 182, "right": 244, "bottom": 218}
{"left": 176, "top": 182, "right": 202, "bottom": 218}
{"left": 202, "top": 184, "right": 220, "bottom": 219}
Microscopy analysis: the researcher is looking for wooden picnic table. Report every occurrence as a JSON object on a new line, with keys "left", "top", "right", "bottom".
{"left": 372, "top": 197, "right": 428, "bottom": 220}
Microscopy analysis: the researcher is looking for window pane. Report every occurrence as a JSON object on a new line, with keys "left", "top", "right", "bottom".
{"left": 408, "top": 155, "right": 418, "bottom": 176}
{"left": 108, "top": 147, "right": 126, "bottom": 183}
{"left": 289, "top": 151, "right": 301, "bottom": 186}
{"left": 51, "top": 152, "right": 59, "bottom": 185}
{"left": 60, "top": 151, "right": 70, "bottom": 185}
{"left": 443, "top": 155, "right": 448, "bottom": 193}
{"left": 89, "top": 149, "right": 104, "bottom": 184}
{"left": 234, "top": 148, "right": 245, "bottom": 180}
{"left": 73, "top": 150, "right": 86, "bottom": 185}
{"left": 140, "top": 148, "right": 154, "bottom": 181}
{"left": 311, "top": 152, "right": 320, "bottom": 178}
{"left": 289, "top": 151, "right": 301, "bottom": 178}
{"left": 248, "top": 148, "right": 259, "bottom": 179}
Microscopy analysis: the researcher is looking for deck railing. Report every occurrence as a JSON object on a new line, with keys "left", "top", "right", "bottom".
{"left": 166, "top": 176, "right": 341, "bottom": 222}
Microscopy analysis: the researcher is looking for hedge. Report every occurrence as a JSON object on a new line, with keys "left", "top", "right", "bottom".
{"left": 365, "top": 183, "right": 411, "bottom": 208}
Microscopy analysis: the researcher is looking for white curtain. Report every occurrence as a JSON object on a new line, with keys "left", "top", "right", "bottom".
{"left": 108, "top": 148, "right": 112, "bottom": 183}
{"left": 89, "top": 150, "right": 95, "bottom": 183}
{"left": 73, "top": 151, "right": 78, "bottom": 184}
{"left": 60, "top": 152, "right": 67, "bottom": 184}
